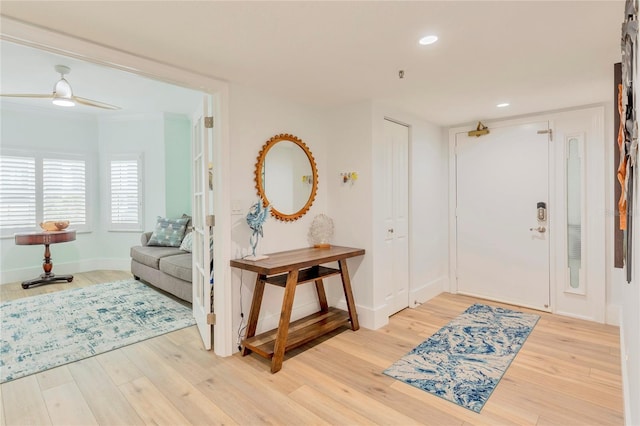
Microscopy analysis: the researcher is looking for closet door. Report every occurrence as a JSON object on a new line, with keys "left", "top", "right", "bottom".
{"left": 383, "top": 119, "right": 410, "bottom": 316}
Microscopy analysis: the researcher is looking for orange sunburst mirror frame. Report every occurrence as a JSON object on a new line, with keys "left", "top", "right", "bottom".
{"left": 254, "top": 133, "right": 318, "bottom": 222}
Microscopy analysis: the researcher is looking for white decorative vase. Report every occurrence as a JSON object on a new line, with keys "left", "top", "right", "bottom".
{"left": 308, "top": 214, "right": 334, "bottom": 248}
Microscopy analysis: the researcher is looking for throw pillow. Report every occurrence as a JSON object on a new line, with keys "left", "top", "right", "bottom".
{"left": 180, "top": 232, "right": 193, "bottom": 252}
{"left": 147, "top": 216, "right": 190, "bottom": 247}
{"left": 178, "top": 231, "right": 214, "bottom": 257}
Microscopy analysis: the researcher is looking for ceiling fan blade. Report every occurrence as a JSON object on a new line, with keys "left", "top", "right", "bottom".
{"left": 0, "top": 93, "right": 52, "bottom": 99}
{"left": 73, "top": 96, "right": 121, "bottom": 110}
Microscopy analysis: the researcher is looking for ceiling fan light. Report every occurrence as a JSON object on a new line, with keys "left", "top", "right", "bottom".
{"left": 54, "top": 77, "right": 73, "bottom": 97}
{"left": 52, "top": 77, "right": 75, "bottom": 106}
{"left": 52, "top": 97, "right": 75, "bottom": 107}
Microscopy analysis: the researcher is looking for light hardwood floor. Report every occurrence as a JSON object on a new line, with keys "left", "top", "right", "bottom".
{"left": 0, "top": 270, "right": 624, "bottom": 425}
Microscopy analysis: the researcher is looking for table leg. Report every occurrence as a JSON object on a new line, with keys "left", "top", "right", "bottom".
{"left": 314, "top": 279, "right": 329, "bottom": 312}
{"left": 21, "top": 243, "right": 74, "bottom": 289}
{"left": 339, "top": 259, "right": 359, "bottom": 331}
{"left": 242, "top": 274, "right": 266, "bottom": 356}
{"left": 43, "top": 243, "right": 52, "bottom": 275}
{"left": 271, "top": 269, "right": 299, "bottom": 373}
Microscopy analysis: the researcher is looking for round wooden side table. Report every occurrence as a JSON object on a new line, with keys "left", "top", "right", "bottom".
{"left": 14, "top": 229, "right": 76, "bottom": 289}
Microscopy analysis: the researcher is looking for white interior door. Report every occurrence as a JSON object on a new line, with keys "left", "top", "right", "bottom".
{"left": 383, "top": 119, "right": 410, "bottom": 315}
{"left": 192, "top": 96, "right": 213, "bottom": 349}
{"left": 456, "top": 121, "right": 550, "bottom": 311}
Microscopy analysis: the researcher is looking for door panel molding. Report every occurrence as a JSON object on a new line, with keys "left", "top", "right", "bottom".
{"left": 449, "top": 106, "right": 606, "bottom": 322}
{"left": 383, "top": 118, "right": 410, "bottom": 316}
{"left": 455, "top": 121, "right": 550, "bottom": 310}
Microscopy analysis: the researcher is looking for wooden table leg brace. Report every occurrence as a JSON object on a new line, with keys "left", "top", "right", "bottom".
{"left": 339, "top": 259, "right": 359, "bottom": 331}
{"left": 271, "top": 269, "right": 299, "bottom": 373}
{"left": 242, "top": 274, "right": 266, "bottom": 356}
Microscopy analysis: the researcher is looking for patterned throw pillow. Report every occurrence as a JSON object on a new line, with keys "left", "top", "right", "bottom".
{"left": 179, "top": 232, "right": 193, "bottom": 252}
{"left": 147, "top": 216, "right": 190, "bottom": 247}
{"left": 178, "top": 231, "right": 213, "bottom": 256}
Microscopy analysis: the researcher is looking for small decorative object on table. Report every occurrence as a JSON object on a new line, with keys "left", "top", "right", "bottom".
{"left": 245, "top": 201, "right": 270, "bottom": 260}
{"left": 308, "top": 214, "right": 334, "bottom": 248}
{"left": 40, "top": 220, "right": 70, "bottom": 231}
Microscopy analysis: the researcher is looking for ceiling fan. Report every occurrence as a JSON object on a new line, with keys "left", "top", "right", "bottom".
{"left": 1, "top": 65, "right": 121, "bottom": 110}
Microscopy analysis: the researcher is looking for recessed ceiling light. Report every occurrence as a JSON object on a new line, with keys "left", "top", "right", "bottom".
{"left": 419, "top": 35, "right": 438, "bottom": 45}
{"left": 497, "top": 103, "right": 510, "bottom": 108}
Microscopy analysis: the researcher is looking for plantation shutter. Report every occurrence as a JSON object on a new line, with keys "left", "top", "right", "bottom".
{"left": 42, "top": 158, "right": 87, "bottom": 225}
{"left": 0, "top": 156, "right": 36, "bottom": 231}
{"left": 109, "top": 157, "right": 142, "bottom": 230}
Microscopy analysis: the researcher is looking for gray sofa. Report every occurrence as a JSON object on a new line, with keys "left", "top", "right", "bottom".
{"left": 130, "top": 231, "right": 192, "bottom": 303}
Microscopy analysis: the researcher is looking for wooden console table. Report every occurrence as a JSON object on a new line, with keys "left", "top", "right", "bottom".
{"left": 230, "top": 245, "right": 365, "bottom": 373}
{"left": 15, "top": 229, "right": 76, "bottom": 289}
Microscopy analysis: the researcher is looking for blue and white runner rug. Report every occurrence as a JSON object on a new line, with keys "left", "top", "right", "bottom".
{"left": 1, "top": 279, "right": 195, "bottom": 383}
{"left": 384, "top": 303, "right": 539, "bottom": 412}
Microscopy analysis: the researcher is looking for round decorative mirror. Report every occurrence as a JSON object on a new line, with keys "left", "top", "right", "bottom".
{"left": 254, "top": 133, "right": 318, "bottom": 222}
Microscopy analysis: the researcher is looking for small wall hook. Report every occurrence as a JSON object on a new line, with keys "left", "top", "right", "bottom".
{"left": 341, "top": 172, "right": 358, "bottom": 184}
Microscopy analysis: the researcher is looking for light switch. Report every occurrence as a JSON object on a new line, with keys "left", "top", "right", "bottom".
{"left": 231, "top": 200, "right": 242, "bottom": 215}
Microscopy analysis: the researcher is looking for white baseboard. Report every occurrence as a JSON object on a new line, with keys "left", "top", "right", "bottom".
{"left": 0, "top": 258, "right": 131, "bottom": 285}
{"left": 345, "top": 301, "right": 389, "bottom": 330}
{"left": 409, "top": 275, "right": 447, "bottom": 308}
{"left": 606, "top": 303, "right": 621, "bottom": 326}
{"left": 331, "top": 275, "right": 449, "bottom": 330}
{"left": 618, "top": 309, "right": 632, "bottom": 426}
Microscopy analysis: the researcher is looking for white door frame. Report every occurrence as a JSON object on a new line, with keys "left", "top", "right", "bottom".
{"left": 448, "top": 107, "right": 606, "bottom": 323}
{"left": 1, "top": 16, "right": 235, "bottom": 355}
{"left": 191, "top": 97, "right": 214, "bottom": 349}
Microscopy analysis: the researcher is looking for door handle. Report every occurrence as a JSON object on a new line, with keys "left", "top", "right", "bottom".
{"left": 529, "top": 226, "right": 546, "bottom": 233}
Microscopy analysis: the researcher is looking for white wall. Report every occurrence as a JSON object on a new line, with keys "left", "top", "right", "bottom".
{"left": 164, "top": 114, "right": 192, "bottom": 218}
{"left": 0, "top": 107, "right": 189, "bottom": 283}
{"left": 97, "top": 113, "right": 167, "bottom": 266}
{"left": 619, "top": 65, "right": 640, "bottom": 426}
{"left": 322, "top": 101, "right": 448, "bottom": 329}
{"left": 0, "top": 106, "right": 102, "bottom": 282}
{"left": 228, "top": 93, "right": 449, "bottom": 336}
{"left": 228, "top": 83, "right": 329, "bottom": 340}
{"left": 324, "top": 102, "right": 374, "bottom": 322}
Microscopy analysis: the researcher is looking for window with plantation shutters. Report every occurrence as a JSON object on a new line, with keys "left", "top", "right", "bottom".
{"left": 108, "top": 154, "right": 143, "bottom": 231}
{"left": 43, "top": 158, "right": 86, "bottom": 225}
{"left": 0, "top": 152, "right": 89, "bottom": 236}
{"left": 0, "top": 156, "right": 36, "bottom": 231}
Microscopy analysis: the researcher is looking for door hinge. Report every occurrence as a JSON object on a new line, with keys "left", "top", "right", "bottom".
{"left": 207, "top": 312, "right": 216, "bottom": 325}
{"left": 204, "top": 116, "right": 214, "bottom": 128}
{"left": 537, "top": 129, "right": 553, "bottom": 141}
{"left": 206, "top": 215, "right": 215, "bottom": 227}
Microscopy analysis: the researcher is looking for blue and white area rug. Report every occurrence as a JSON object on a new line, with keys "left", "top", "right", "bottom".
{"left": 0, "top": 279, "right": 195, "bottom": 383}
{"left": 384, "top": 303, "right": 539, "bottom": 413}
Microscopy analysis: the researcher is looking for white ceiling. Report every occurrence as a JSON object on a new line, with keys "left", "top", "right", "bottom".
{"left": 0, "top": 1, "right": 625, "bottom": 126}
{"left": 0, "top": 41, "right": 204, "bottom": 117}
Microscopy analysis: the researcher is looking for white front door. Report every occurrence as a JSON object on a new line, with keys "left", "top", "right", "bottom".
{"left": 192, "top": 96, "right": 213, "bottom": 349}
{"left": 383, "top": 118, "right": 410, "bottom": 315}
{"left": 455, "top": 121, "right": 551, "bottom": 311}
